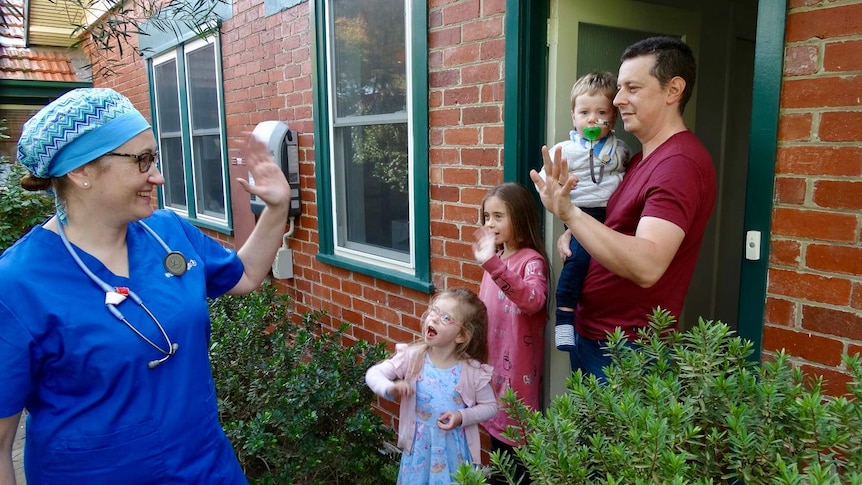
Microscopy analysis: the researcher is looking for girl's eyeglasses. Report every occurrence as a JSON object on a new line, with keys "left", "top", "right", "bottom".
{"left": 106, "top": 151, "right": 159, "bottom": 173}
{"left": 425, "top": 306, "right": 460, "bottom": 326}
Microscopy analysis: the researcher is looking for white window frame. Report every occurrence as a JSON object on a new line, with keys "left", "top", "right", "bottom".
{"left": 151, "top": 35, "right": 230, "bottom": 229}
{"left": 324, "top": 0, "right": 416, "bottom": 273}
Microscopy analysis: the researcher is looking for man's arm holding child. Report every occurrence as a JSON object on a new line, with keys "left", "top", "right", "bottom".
{"left": 532, "top": 145, "right": 684, "bottom": 288}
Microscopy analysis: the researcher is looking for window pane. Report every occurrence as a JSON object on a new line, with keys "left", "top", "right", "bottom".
{"left": 186, "top": 42, "right": 225, "bottom": 221}
{"left": 187, "top": 43, "right": 219, "bottom": 131}
{"left": 192, "top": 133, "right": 226, "bottom": 220}
{"left": 154, "top": 60, "right": 181, "bottom": 133}
{"left": 335, "top": 123, "right": 410, "bottom": 258}
{"left": 161, "top": 136, "right": 187, "bottom": 210}
{"left": 332, "top": 0, "right": 406, "bottom": 117}
{"left": 154, "top": 58, "right": 186, "bottom": 210}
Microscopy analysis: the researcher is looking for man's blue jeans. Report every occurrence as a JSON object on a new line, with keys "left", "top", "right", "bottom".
{"left": 569, "top": 334, "right": 637, "bottom": 382}
{"left": 568, "top": 333, "right": 612, "bottom": 380}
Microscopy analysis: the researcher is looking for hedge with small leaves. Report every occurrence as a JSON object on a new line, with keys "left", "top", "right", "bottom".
{"left": 455, "top": 308, "right": 862, "bottom": 484}
{"left": 209, "top": 284, "right": 398, "bottom": 484}
{"left": 0, "top": 130, "right": 54, "bottom": 252}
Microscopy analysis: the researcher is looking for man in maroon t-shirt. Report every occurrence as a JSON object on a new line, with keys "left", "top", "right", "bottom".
{"left": 530, "top": 36, "right": 717, "bottom": 378}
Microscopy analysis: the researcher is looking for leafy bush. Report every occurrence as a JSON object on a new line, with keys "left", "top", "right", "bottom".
{"left": 455, "top": 308, "right": 862, "bottom": 484}
{"left": 0, "top": 133, "right": 54, "bottom": 252}
{"left": 209, "top": 284, "right": 398, "bottom": 484}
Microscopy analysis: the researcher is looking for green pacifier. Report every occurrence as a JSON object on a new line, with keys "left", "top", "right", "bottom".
{"left": 582, "top": 126, "right": 602, "bottom": 141}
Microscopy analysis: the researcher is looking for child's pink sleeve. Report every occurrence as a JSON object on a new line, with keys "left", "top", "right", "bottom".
{"left": 481, "top": 253, "right": 548, "bottom": 315}
{"left": 365, "top": 343, "right": 410, "bottom": 398}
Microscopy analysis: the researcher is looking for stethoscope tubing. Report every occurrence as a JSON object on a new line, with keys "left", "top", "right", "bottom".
{"left": 56, "top": 219, "right": 180, "bottom": 366}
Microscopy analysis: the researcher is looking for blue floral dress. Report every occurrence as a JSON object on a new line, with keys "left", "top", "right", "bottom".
{"left": 397, "top": 356, "right": 472, "bottom": 485}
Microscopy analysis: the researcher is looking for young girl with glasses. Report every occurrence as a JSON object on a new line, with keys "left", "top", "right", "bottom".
{"left": 473, "top": 182, "right": 549, "bottom": 485}
{"left": 365, "top": 288, "right": 496, "bottom": 484}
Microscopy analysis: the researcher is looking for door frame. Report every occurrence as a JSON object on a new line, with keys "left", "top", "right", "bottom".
{"left": 503, "top": 0, "right": 785, "bottom": 361}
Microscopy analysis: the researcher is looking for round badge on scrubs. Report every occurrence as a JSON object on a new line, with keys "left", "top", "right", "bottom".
{"left": 164, "top": 251, "right": 188, "bottom": 276}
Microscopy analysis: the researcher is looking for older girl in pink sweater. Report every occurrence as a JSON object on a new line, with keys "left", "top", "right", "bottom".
{"left": 473, "top": 183, "right": 549, "bottom": 485}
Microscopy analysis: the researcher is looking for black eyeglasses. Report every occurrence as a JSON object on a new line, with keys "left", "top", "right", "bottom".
{"left": 105, "top": 151, "right": 159, "bottom": 173}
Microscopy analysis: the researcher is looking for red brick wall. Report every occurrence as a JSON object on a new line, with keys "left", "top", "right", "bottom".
{"left": 429, "top": 0, "right": 507, "bottom": 289}
{"left": 226, "top": 0, "right": 510, "bottom": 351}
{"left": 766, "top": 0, "right": 862, "bottom": 396}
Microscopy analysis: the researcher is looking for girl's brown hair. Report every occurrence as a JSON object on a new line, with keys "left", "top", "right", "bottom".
{"left": 409, "top": 287, "right": 489, "bottom": 378}
{"left": 480, "top": 182, "right": 549, "bottom": 265}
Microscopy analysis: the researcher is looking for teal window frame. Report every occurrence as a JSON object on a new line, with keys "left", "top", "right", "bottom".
{"left": 311, "top": 0, "right": 432, "bottom": 293}
{"left": 139, "top": 4, "right": 233, "bottom": 235}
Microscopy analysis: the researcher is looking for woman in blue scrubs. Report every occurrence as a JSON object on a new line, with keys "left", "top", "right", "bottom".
{"left": 0, "top": 88, "right": 291, "bottom": 484}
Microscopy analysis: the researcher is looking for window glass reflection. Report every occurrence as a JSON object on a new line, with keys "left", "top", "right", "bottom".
{"left": 336, "top": 123, "right": 410, "bottom": 257}
{"left": 332, "top": 0, "right": 407, "bottom": 118}
{"left": 161, "top": 137, "right": 186, "bottom": 210}
{"left": 187, "top": 44, "right": 219, "bottom": 131}
{"left": 193, "top": 134, "right": 226, "bottom": 219}
{"left": 155, "top": 60, "right": 181, "bottom": 133}
{"left": 154, "top": 59, "right": 186, "bottom": 210}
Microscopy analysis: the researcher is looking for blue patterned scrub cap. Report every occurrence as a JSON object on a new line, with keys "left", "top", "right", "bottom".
{"left": 17, "top": 87, "right": 151, "bottom": 179}
{"left": 16, "top": 88, "right": 151, "bottom": 224}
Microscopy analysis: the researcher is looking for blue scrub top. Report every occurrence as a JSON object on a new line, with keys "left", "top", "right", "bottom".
{"left": 0, "top": 210, "right": 247, "bottom": 484}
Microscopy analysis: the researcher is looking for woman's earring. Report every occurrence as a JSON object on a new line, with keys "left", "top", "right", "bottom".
{"left": 83, "top": 182, "right": 89, "bottom": 188}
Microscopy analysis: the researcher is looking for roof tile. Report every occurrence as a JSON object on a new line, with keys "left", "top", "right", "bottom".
{"left": 0, "top": 0, "right": 87, "bottom": 82}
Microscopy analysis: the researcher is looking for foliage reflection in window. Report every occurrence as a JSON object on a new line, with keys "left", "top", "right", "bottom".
{"left": 328, "top": 0, "right": 412, "bottom": 265}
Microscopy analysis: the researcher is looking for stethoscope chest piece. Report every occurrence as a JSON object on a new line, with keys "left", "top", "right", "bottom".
{"left": 164, "top": 251, "right": 188, "bottom": 276}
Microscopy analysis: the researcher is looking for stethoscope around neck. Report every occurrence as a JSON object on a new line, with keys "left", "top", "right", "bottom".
{"left": 56, "top": 220, "right": 188, "bottom": 369}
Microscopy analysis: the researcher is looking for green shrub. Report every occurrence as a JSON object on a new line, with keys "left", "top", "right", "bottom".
{"left": 209, "top": 284, "right": 398, "bottom": 484}
{"left": 455, "top": 308, "right": 862, "bottom": 485}
{"left": 0, "top": 159, "right": 54, "bottom": 253}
